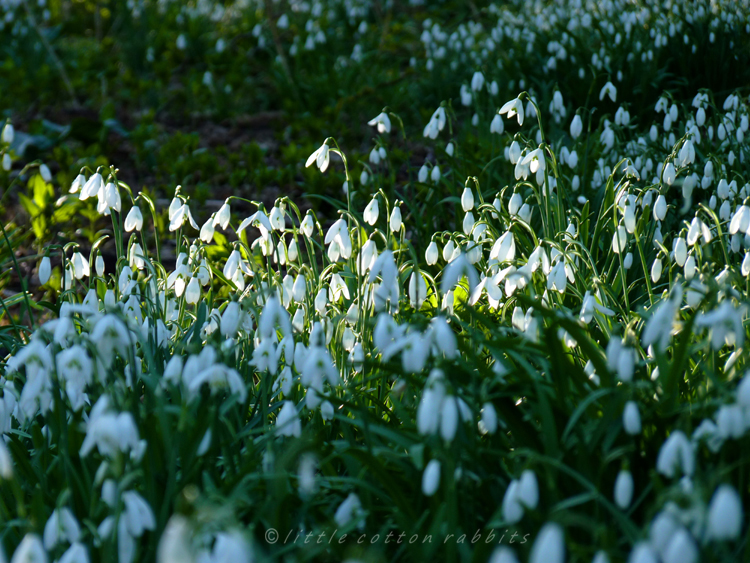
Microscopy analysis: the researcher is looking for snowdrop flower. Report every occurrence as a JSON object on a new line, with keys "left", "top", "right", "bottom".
{"left": 324, "top": 218, "right": 352, "bottom": 260}
{"left": 79, "top": 172, "right": 103, "bottom": 200}
{"left": 490, "top": 113, "right": 504, "bottom": 134}
{"left": 628, "top": 542, "right": 659, "bottom": 563}
{"left": 423, "top": 107, "right": 446, "bottom": 139}
{"left": 461, "top": 187, "right": 475, "bottom": 212}
{"left": 425, "top": 241, "right": 439, "bottom": 265}
{"left": 441, "top": 254, "right": 478, "bottom": 295}
{"left": 10, "top": 535, "right": 47, "bottom": 563}
{"left": 656, "top": 431, "right": 694, "bottom": 477}
{"left": 695, "top": 300, "right": 745, "bottom": 350}
{"left": 570, "top": 114, "right": 583, "bottom": 139}
{"left": 489, "top": 547, "right": 520, "bottom": 563}
{"left": 334, "top": 493, "right": 364, "bottom": 529}
{"left": 663, "top": 528, "right": 697, "bottom": 563}
{"left": 122, "top": 491, "right": 156, "bottom": 538}
{"left": 471, "top": 71, "right": 484, "bottom": 91}
{"left": 79, "top": 400, "right": 141, "bottom": 458}
{"left": 499, "top": 97, "right": 524, "bottom": 126}
{"left": 422, "top": 459, "right": 441, "bottom": 496}
{"left": 652, "top": 195, "right": 667, "bottom": 220}
{"left": 43, "top": 507, "right": 80, "bottom": 550}
{"left": 168, "top": 200, "right": 199, "bottom": 232}
{"left": 71, "top": 252, "right": 90, "bottom": 280}
{"left": 305, "top": 142, "right": 331, "bottom": 172}
{"left": 2, "top": 122, "right": 14, "bottom": 144}
{"left": 124, "top": 205, "right": 143, "bottom": 232}
{"left": 599, "top": 81, "right": 617, "bottom": 102}
{"left": 276, "top": 401, "right": 301, "bottom": 437}
{"left": 623, "top": 401, "right": 641, "bottom": 435}
{"left": 662, "top": 162, "right": 676, "bottom": 185}
{"left": 390, "top": 206, "right": 402, "bottom": 232}
{"left": 529, "top": 523, "right": 564, "bottom": 563}
{"left": 39, "top": 256, "right": 51, "bottom": 285}
{"left": 368, "top": 111, "right": 391, "bottom": 133}
{"left": 363, "top": 197, "right": 379, "bottom": 225}
{"left": 614, "top": 470, "right": 634, "bottom": 509}
{"left": 157, "top": 516, "right": 194, "bottom": 563}
{"left": 479, "top": 402, "right": 498, "bottom": 434}
{"left": 430, "top": 165, "right": 441, "bottom": 183}
{"left": 706, "top": 484, "right": 742, "bottom": 540}
{"left": 0, "top": 438, "right": 12, "bottom": 479}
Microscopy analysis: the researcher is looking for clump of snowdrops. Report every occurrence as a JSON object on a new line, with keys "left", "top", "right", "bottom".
{"left": 1, "top": 4, "right": 750, "bottom": 563}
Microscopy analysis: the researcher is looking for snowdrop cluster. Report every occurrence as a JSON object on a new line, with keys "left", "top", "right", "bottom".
{"left": 2, "top": 1, "right": 750, "bottom": 562}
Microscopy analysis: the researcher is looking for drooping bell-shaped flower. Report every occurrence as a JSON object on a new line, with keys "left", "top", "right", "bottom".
{"left": 422, "top": 459, "right": 441, "bottom": 496}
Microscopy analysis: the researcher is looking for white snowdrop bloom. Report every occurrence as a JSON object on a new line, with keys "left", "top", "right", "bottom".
{"left": 623, "top": 401, "right": 641, "bottom": 435}
{"left": 79, "top": 172, "right": 103, "bottom": 200}
{"left": 508, "top": 192, "right": 522, "bottom": 215}
{"left": 2, "top": 123, "right": 14, "bottom": 144}
{"left": 439, "top": 395, "right": 459, "bottom": 442}
{"left": 305, "top": 142, "right": 331, "bottom": 172}
{"left": 324, "top": 218, "right": 352, "bottom": 260}
{"left": 651, "top": 258, "right": 663, "bottom": 283}
{"left": 529, "top": 523, "right": 564, "bottom": 563}
{"left": 10, "top": 535, "right": 47, "bottom": 563}
{"left": 168, "top": 201, "right": 199, "bottom": 232}
{"left": 592, "top": 551, "right": 610, "bottom": 563}
{"left": 662, "top": 528, "right": 697, "bottom": 563}
{"left": 695, "top": 300, "right": 745, "bottom": 350}
{"left": 612, "top": 226, "right": 627, "bottom": 254}
{"left": 656, "top": 431, "right": 694, "bottom": 478}
{"left": 363, "top": 197, "right": 379, "bottom": 225}
{"left": 408, "top": 271, "right": 427, "bottom": 309}
{"left": 184, "top": 277, "right": 200, "bottom": 304}
{"left": 157, "top": 516, "right": 194, "bottom": 563}
{"left": 490, "top": 113, "right": 504, "bottom": 134}
{"left": 489, "top": 232, "right": 515, "bottom": 262}
{"left": 479, "top": 402, "right": 498, "bottom": 434}
{"left": 662, "top": 162, "right": 676, "bottom": 185}
{"left": 471, "top": 71, "right": 484, "bottom": 91}
{"left": 425, "top": 241, "right": 439, "bottom": 265}
{"left": 367, "top": 111, "right": 391, "bottom": 133}
{"left": 43, "top": 507, "right": 81, "bottom": 550}
{"left": 461, "top": 187, "right": 475, "bottom": 211}
{"left": 706, "top": 484, "right": 743, "bottom": 540}
{"left": 489, "top": 547, "right": 520, "bottom": 563}
{"left": 599, "top": 81, "right": 617, "bottom": 102}
{"left": 673, "top": 237, "right": 687, "bottom": 266}
{"left": 38, "top": 256, "right": 51, "bottom": 285}
{"left": 499, "top": 97, "right": 524, "bottom": 125}
{"left": 334, "top": 493, "right": 364, "bottom": 529}
{"left": 276, "top": 401, "right": 301, "bottom": 437}
{"left": 737, "top": 372, "right": 750, "bottom": 407}
{"left": 628, "top": 542, "right": 659, "bottom": 563}
{"left": 58, "top": 543, "right": 88, "bottom": 563}
{"left": 390, "top": 206, "right": 402, "bottom": 232}
{"left": 570, "top": 114, "right": 583, "bottom": 138}
{"left": 715, "top": 404, "right": 744, "bottom": 439}
{"left": 71, "top": 252, "right": 90, "bottom": 280}
{"left": 422, "top": 459, "right": 441, "bottom": 496}
{"left": 518, "top": 470, "right": 539, "bottom": 509}
{"left": 124, "top": 205, "right": 143, "bottom": 232}
{"left": 441, "top": 254, "right": 478, "bottom": 295}
{"left": 122, "top": 491, "right": 156, "bottom": 538}
{"left": 614, "top": 470, "right": 634, "bottom": 509}
{"left": 430, "top": 164, "right": 441, "bottom": 183}
{"left": 501, "top": 480, "right": 524, "bottom": 523}
{"left": 0, "top": 438, "right": 13, "bottom": 479}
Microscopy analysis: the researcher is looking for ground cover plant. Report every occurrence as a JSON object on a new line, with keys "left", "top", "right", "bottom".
{"left": 1, "top": 0, "right": 750, "bottom": 562}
